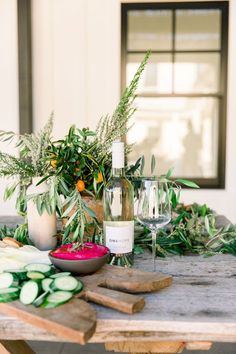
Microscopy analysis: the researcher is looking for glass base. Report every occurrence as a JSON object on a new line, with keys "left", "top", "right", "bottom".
{"left": 108, "top": 253, "right": 134, "bottom": 267}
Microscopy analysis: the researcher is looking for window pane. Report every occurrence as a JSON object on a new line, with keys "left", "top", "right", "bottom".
{"left": 174, "top": 53, "right": 220, "bottom": 93}
{"left": 127, "top": 54, "right": 172, "bottom": 94}
{"left": 127, "top": 10, "right": 172, "bottom": 51}
{"left": 176, "top": 9, "right": 221, "bottom": 50}
{"left": 127, "top": 97, "right": 219, "bottom": 178}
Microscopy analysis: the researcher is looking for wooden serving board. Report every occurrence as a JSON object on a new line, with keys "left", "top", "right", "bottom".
{"left": 79, "top": 265, "right": 172, "bottom": 314}
{"left": 0, "top": 265, "right": 172, "bottom": 344}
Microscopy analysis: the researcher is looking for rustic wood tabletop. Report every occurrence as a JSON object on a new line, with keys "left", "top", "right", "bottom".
{"left": 0, "top": 216, "right": 235, "bottom": 354}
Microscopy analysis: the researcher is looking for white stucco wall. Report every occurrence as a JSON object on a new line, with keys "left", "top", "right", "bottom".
{"left": 0, "top": 0, "right": 19, "bottom": 215}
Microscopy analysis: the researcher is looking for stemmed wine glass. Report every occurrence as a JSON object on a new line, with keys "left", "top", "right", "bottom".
{"left": 137, "top": 178, "right": 171, "bottom": 271}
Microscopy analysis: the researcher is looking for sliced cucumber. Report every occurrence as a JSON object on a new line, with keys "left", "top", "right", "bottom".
{"left": 33, "top": 292, "right": 48, "bottom": 307}
{"left": 73, "top": 280, "right": 84, "bottom": 294}
{"left": 20, "top": 281, "right": 41, "bottom": 305}
{"left": 42, "top": 278, "right": 53, "bottom": 293}
{"left": 50, "top": 272, "right": 71, "bottom": 279}
{"left": 4, "top": 269, "right": 27, "bottom": 281}
{"left": 42, "top": 291, "right": 73, "bottom": 308}
{"left": 24, "top": 263, "right": 52, "bottom": 277}
{"left": 0, "top": 288, "right": 20, "bottom": 302}
{"left": 0, "top": 273, "right": 19, "bottom": 289}
{"left": 26, "top": 271, "right": 45, "bottom": 280}
{"left": 51, "top": 276, "right": 79, "bottom": 292}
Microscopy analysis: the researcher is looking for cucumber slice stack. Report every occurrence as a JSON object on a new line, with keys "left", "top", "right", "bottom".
{"left": 0, "top": 263, "right": 83, "bottom": 309}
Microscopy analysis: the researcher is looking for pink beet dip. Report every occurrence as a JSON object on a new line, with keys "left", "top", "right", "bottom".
{"left": 51, "top": 242, "right": 109, "bottom": 260}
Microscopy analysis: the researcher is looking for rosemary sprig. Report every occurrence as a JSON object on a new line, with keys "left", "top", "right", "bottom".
{"left": 69, "top": 242, "right": 93, "bottom": 252}
{"left": 96, "top": 50, "right": 151, "bottom": 154}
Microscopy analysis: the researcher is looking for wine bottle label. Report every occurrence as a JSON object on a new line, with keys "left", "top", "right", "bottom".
{"left": 104, "top": 221, "right": 134, "bottom": 254}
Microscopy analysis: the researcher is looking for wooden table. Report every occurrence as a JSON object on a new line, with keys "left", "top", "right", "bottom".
{"left": 0, "top": 217, "right": 236, "bottom": 354}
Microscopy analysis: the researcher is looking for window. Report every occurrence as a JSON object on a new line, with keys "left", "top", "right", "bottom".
{"left": 121, "top": 1, "right": 228, "bottom": 188}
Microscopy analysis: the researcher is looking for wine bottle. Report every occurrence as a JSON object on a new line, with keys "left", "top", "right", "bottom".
{"left": 103, "top": 141, "right": 134, "bottom": 267}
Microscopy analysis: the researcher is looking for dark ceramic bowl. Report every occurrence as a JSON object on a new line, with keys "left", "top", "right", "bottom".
{"left": 49, "top": 252, "right": 109, "bottom": 275}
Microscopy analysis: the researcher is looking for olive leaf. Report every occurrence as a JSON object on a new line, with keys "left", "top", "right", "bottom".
{"left": 151, "top": 155, "right": 156, "bottom": 175}
{"left": 175, "top": 179, "right": 200, "bottom": 188}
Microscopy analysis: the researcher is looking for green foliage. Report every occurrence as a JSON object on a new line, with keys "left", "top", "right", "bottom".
{"left": 0, "top": 115, "right": 55, "bottom": 217}
{"left": 61, "top": 189, "right": 102, "bottom": 244}
{"left": 96, "top": 51, "right": 151, "bottom": 154}
{"left": 41, "top": 52, "right": 150, "bottom": 243}
{"left": 0, "top": 223, "right": 31, "bottom": 245}
{"left": 45, "top": 126, "right": 109, "bottom": 199}
{"left": 13, "top": 223, "right": 31, "bottom": 244}
{"left": 126, "top": 157, "right": 236, "bottom": 258}
{"left": 27, "top": 176, "right": 61, "bottom": 216}
{"left": 0, "top": 52, "right": 151, "bottom": 244}
{"left": 0, "top": 152, "right": 34, "bottom": 179}
{"left": 175, "top": 179, "right": 200, "bottom": 189}
{"left": 0, "top": 114, "right": 53, "bottom": 178}
{"left": 45, "top": 52, "right": 151, "bottom": 203}
{"left": 135, "top": 203, "right": 236, "bottom": 258}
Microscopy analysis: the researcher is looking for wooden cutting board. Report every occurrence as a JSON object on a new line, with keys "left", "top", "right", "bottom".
{"left": 79, "top": 264, "right": 172, "bottom": 314}
{"left": 0, "top": 265, "right": 172, "bottom": 344}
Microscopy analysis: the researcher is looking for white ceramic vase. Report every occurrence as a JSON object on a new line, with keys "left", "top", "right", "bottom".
{"left": 27, "top": 177, "right": 57, "bottom": 251}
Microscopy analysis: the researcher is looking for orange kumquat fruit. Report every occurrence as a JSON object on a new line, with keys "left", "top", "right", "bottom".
{"left": 76, "top": 180, "right": 85, "bottom": 192}
{"left": 50, "top": 160, "right": 57, "bottom": 168}
{"left": 96, "top": 172, "right": 103, "bottom": 184}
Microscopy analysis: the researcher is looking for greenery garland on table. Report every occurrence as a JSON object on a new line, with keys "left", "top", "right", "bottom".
{"left": 134, "top": 203, "right": 236, "bottom": 257}
{"left": 0, "top": 200, "right": 236, "bottom": 257}
{"left": 129, "top": 165, "right": 236, "bottom": 258}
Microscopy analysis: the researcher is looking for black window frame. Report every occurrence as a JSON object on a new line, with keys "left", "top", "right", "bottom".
{"left": 121, "top": 1, "right": 228, "bottom": 189}
{"left": 18, "top": 0, "right": 32, "bottom": 134}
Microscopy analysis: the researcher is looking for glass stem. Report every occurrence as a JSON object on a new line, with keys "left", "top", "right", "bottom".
{"left": 151, "top": 230, "right": 157, "bottom": 272}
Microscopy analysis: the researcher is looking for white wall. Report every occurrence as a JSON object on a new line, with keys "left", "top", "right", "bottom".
{"left": 0, "top": 0, "right": 235, "bottom": 221}
{"left": 0, "top": 0, "right": 19, "bottom": 215}
{"left": 32, "top": 0, "right": 120, "bottom": 136}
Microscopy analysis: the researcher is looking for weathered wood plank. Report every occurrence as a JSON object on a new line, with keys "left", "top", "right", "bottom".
{"left": 134, "top": 252, "right": 236, "bottom": 277}
{"left": 1, "top": 267, "right": 236, "bottom": 343}
{"left": 185, "top": 342, "right": 212, "bottom": 350}
{"left": 1, "top": 217, "right": 236, "bottom": 343}
{"left": 92, "top": 320, "right": 236, "bottom": 343}
{"left": 0, "top": 298, "right": 97, "bottom": 345}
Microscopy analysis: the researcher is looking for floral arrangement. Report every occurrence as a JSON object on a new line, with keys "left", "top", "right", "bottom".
{"left": 0, "top": 51, "right": 151, "bottom": 244}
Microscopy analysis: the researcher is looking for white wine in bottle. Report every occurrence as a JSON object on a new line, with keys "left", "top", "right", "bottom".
{"left": 103, "top": 141, "right": 134, "bottom": 267}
